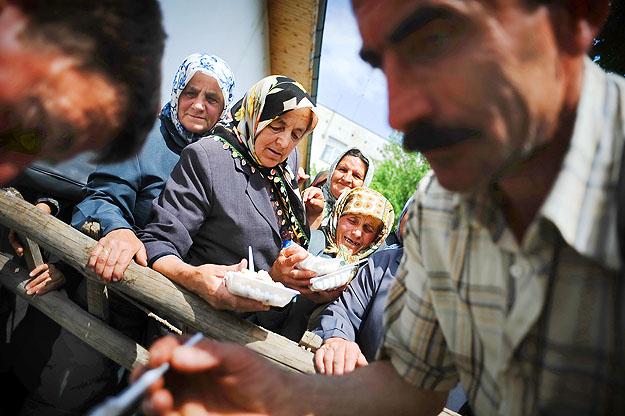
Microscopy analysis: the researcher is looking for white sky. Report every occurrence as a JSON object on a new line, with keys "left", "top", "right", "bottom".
{"left": 316, "top": 0, "right": 392, "bottom": 139}
{"left": 158, "top": 0, "right": 392, "bottom": 139}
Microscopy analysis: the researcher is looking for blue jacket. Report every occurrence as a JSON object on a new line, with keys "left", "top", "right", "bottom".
{"left": 71, "top": 115, "right": 189, "bottom": 234}
{"left": 310, "top": 247, "right": 403, "bottom": 362}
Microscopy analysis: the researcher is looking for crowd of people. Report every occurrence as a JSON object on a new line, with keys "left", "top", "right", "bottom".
{"left": 1, "top": 0, "right": 623, "bottom": 415}
{"left": 1, "top": 0, "right": 429, "bottom": 411}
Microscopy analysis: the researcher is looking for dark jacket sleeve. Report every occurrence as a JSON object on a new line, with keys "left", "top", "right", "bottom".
{"left": 71, "top": 155, "right": 141, "bottom": 235}
{"left": 137, "top": 142, "right": 213, "bottom": 265}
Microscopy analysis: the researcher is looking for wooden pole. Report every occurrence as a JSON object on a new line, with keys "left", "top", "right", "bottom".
{"left": 0, "top": 251, "right": 149, "bottom": 370}
{"left": 0, "top": 190, "right": 315, "bottom": 374}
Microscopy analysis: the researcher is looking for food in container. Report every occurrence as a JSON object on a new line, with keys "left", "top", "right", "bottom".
{"left": 225, "top": 269, "right": 299, "bottom": 307}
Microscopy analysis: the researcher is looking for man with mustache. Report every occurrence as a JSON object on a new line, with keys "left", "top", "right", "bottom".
{"left": 134, "top": 0, "right": 624, "bottom": 414}
{"left": 0, "top": 0, "right": 165, "bottom": 185}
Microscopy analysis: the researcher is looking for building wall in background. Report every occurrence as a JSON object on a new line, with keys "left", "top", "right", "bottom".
{"left": 309, "top": 104, "right": 389, "bottom": 173}
{"left": 159, "top": 0, "right": 271, "bottom": 108}
{"left": 158, "top": 0, "right": 325, "bottom": 171}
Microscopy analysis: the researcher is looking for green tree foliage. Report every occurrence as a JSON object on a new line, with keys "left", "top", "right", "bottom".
{"left": 369, "top": 131, "right": 430, "bottom": 227}
{"left": 590, "top": 0, "right": 625, "bottom": 76}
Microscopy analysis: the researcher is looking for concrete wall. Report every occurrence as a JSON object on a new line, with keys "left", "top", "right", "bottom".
{"left": 159, "top": 0, "right": 271, "bottom": 107}
{"left": 309, "top": 104, "right": 389, "bottom": 173}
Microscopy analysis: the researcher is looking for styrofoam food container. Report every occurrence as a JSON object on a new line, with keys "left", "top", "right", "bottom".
{"left": 309, "top": 268, "right": 353, "bottom": 292}
{"left": 296, "top": 255, "right": 344, "bottom": 275}
{"left": 225, "top": 269, "right": 299, "bottom": 307}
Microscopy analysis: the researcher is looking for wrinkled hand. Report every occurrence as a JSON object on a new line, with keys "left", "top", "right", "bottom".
{"left": 302, "top": 186, "right": 325, "bottom": 229}
{"left": 24, "top": 263, "right": 66, "bottom": 296}
{"left": 302, "top": 186, "right": 324, "bottom": 215}
{"left": 315, "top": 337, "right": 368, "bottom": 375}
{"left": 133, "top": 335, "right": 294, "bottom": 416}
{"left": 192, "top": 260, "right": 270, "bottom": 313}
{"left": 269, "top": 244, "right": 316, "bottom": 293}
{"left": 297, "top": 167, "right": 310, "bottom": 187}
{"left": 8, "top": 202, "right": 51, "bottom": 256}
{"left": 88, "top": 228, "right": 147, "bottom": 283}
{"left": 301, "top": 284, "right": 347, "bottom": 304}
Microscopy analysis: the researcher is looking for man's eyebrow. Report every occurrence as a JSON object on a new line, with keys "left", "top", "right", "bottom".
{"left": 358, "top": 6, "right": 454, "bottom": 68}
{"left": 359, "top": 49, "right": 382, "bottom": 68}
{"left": 389, "top": 6, "right": 453, "bottom": 44}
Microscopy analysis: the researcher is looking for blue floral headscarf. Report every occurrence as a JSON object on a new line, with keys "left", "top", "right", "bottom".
{"left": 161, "top": 53, "right": 235, "bottom": 144}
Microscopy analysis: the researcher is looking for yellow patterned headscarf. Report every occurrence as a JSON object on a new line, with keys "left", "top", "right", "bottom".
{"left": 324, "top": 187, "right": 394, "bottom": 262}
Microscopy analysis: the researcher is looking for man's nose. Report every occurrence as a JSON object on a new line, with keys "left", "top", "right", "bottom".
{"left": 383, "top": 53, "right": 431, "bottom": 131}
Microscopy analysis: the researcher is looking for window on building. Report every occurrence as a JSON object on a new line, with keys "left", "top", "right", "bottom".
{"left": 321, "top": 137, "right": 346, "bottom": 164}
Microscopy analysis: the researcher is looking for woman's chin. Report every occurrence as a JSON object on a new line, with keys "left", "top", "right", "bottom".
{"left": 339, "top": 243, "right": 359, "bottom": 256}
{"left": 256, "top": 153, "right": 284, "bottom": 168}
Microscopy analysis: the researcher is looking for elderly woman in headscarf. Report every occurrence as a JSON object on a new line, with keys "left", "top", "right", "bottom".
{"left": 270, "top": 187, "right": 394, "bottom": 339}
{"left": 310, "top": 196, "right": 413, "bottom": 375}
{"left": 302, "top": 147, "right": 375, "bottom": 230}
{"left": 73, "top": 53, "right": 236, "bottom": 283}
{"left": 138, "top": 75, "right": 317, "bottom": 314}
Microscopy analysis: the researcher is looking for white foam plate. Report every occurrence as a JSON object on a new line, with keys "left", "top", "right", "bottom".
{"left": 309, "top": 269, "right": 353, "bottom": 292}
{"left": 297, "top": 255, "right": 344, "bottom": 275}
{"left": 225, "top": 271, "right": 299, "bottom": 307}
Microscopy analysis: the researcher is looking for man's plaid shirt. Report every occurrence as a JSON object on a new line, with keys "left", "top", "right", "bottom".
{"left": 379, "top": 59, "right": 625, "bottom": 415}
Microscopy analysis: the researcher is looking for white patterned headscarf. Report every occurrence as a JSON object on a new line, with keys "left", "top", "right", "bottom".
{"left": 163, "top": 53, "right": 235, "bottom": 143}
{"left": 320, "top": 147, "right": 375, "bottom": 228}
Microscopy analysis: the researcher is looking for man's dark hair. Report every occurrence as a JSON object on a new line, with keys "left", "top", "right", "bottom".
{"left": 12, "top": 0, "right": 166, "bottom": 163}
{"left": 342, "top": 148, "right": 370, "bottom": 172}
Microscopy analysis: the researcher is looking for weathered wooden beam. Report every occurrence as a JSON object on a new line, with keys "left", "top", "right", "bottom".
{"left": 78, "top": 220, "right": 110, "bottom": 321}
{"left": 3, "top": 187, "right": 44, "bottom": 270}
{"left": 0, "top": 190, "right": 316, "bottom": 374}
{"left": 0, "top": 251, "right": 148, "bottom": 370}
{"left": 299, "top": 330, "right": 323, "bottom": 351}
{"left": 86, "top": 279, "right": 109, "bottom": 321}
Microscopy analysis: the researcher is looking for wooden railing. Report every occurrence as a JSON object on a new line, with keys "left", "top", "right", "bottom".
{"left": 0, "top": 189, "right": 463, "bottom": 416}
{"left": 0, "top": 189, "right": 316, "bottom": 374}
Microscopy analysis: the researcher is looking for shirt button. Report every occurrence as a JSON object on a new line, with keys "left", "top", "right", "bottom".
{"left": 510, "top": 263, "right": 524, "bottom": 278}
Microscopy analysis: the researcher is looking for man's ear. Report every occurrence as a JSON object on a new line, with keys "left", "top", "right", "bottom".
{"left": 549, "top": 0, "right": 610, "bottom": 55}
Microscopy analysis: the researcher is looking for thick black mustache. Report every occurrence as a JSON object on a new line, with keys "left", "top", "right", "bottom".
{"left": 402, "top": 122, "right": 481, "bottom": 153}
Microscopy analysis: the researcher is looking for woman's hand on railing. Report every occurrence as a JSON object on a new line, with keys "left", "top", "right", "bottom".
{"left": 89, "top": 228, "right": 147, "bottom": 283}
{"left": 314, "top": 337, "right": 368, "bottom": 375}
{"left": 8, "top": 202, "right": 52, "bottom": 256}
{"left": 24, "top": 263, "right": 66, "bottom": 295}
